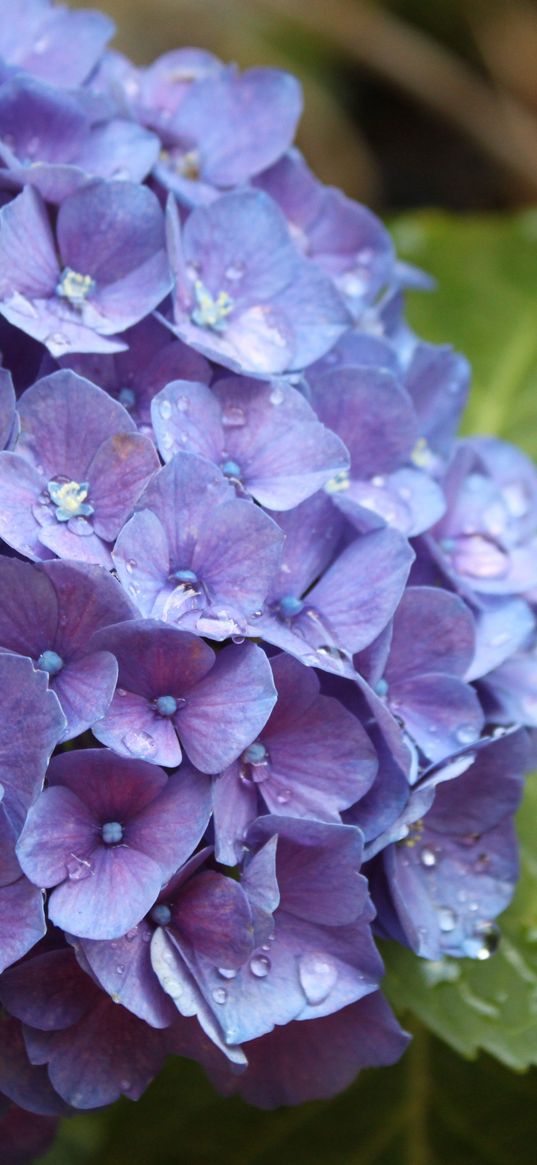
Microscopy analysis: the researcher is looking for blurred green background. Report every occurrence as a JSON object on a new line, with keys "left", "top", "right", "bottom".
{"left": 46, "top": 2, "right": 537, "bottom": 1162}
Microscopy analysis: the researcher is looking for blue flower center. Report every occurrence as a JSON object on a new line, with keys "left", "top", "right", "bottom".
{"left": 191, "top": 279, "right": 234, "bottom": 333}
{"left": 37, "top": 649, "right": 64, "bottom": 676}
{"left": 221, "top": 459, "right": 241, "bottom": 480}
{"left": 48, "top": 479, "right": 94, "bottom": 523}
{"left": 155, "top": 695, "right": 178, "bottom": 717}
{"left": 278, "top": 594, "right": 304, "bottom": 619}
{"left": 173, "top": 568, "right": 198, "bottom": 585}
{"left": 101, "top": 821, "right": 124, "bottom": 845}
{"left": 242, "top": 741, "right": 268, "bottom": 765}
{"left": 56, "top": 267, "right": 95, "bottom": 306}
{"left": 118, "top": 387, "right": 136, "bottom": 409}
{"left": 151, "top": 904, "right": 172, "bottom": 926}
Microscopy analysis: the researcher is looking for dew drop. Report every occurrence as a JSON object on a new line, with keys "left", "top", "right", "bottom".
{"left": 221, "top": 404, "right": 246, "bottom": 428}
{"left": 126, "top": 927, "right": 138, "bottom": 942}
{"left": 269, "top": 385, "right": 284, "bottom": 406}
{"left": 456, "top": 724, "right": 478, "bottom": 745}
{"left": 158, "top": 399, "right": 173, "bottom": 420}
{"left": 465, "top": 921, "right": 500, "bottom": 960}
{"left": 250, "top": 954, "right": 271, "bottom": 978}
{"left": 217, "top": 967, "right": 237, "bottom": 980}
{"left": 116, "top": 964, "right": 125, "bottom": 975}
{"left": 438, "top": 906, "right": 457, "bottom": 932}
{"left": 420, "top": 847, "right": 437, "bottom": 868}
{"left": 125, "top": 558, "right": 137, "bottom": 573}
{"left": 490, "top": 631, "right": 509, "bottom": 647}
{"left": 66, "top": 854, "right": 93, "bottom": 882}
{"left": 161, "top": 975, "right": 183, "bottom": 999}
{"left": 47, "top": 332, "right": 69, "bottom": 352}
{"left": 121, "top": 729, "right": 157, "bottom": 758}
{"left": 225, "top": 261, "right": 245, "bottom": 281}
{"left": 298, "top": 951, "right": 338, "bottom": 1004}
{"left": 177, "top": 395, "right": 190, "bottom": 412}
{"left": 276, "top": 789, "right": 291, "bottom": 805}
{"left": 212, "top": 987, "right": 228, "bottom": 1004}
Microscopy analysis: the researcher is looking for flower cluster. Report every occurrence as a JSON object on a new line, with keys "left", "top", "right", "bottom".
{"left": 0, "top": 2, "right": 536, "bottom": 1158}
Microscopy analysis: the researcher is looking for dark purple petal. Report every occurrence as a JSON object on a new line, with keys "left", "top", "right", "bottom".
{"left": 0, "top": 654, "right": 65, "bottom": 830}
{"left": 173, "top": 871, "right": 254, "bottom": 968}
{"left": 248, "top": 816, "right": 367, "bottom": 926}
{"left": 73, "top": 922, "right": 175, "bottom": 1030}
{"left": 212, "top": 992, "right": 408, "bottom": 1108}
{"left": 0, "top": 877, "right": 45, "bottom": 973}
{"left": 31, "top": 997, "right": 167, "bottom": 1108}
{"left": 0, "top": 948, "right": 98, "bottom": 1031}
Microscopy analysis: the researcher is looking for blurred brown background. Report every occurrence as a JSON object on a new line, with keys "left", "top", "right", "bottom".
{"left": 69, "top": 0, "right": 537, "bottom": 212}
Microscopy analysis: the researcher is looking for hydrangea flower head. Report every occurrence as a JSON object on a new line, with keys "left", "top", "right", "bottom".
{"left": 0, "top": 5, "right": 535, "bottom": 1153}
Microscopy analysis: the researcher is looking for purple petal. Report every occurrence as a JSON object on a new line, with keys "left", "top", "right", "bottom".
{"left": 214, "top": 992, "right": 408, "bottom": 1107}
{"left": 53, "top": 651, "right": 118, "bottom": 741}
{"left": 73, "top": 925, "right": 175, "bottom": 1030}
{"left": 249, "top": 816, "right": 367, "bottom": 926}
{"left": 212, "top": 763, "right": 258, "bottom": 867}
{"left": 0, "top": 877, "right": 45, "bottom": 973}
{"left": 0, "top": 654, "right": 65, "bottom": 831}
{"left": 49, "top": 844, "right": 164, "bottom": 941}
{"left": 178, "top": 643, "right": 276, "bottom": 773}
{"left": 308, "top": 365, "right": 417, "bottom": 477}
{"left": 16, "top": 785, "right": 96, "bottom": 887}
{"left": 36, "top": 997, "right": 167, "bottom": 1108}
{"left": 389, "top": 673, "right": 484, "bottom": 762}
{"left": 126, "top": 766, "right": 212, "bottom": 882}
{"left": 387, "top": 586, "right": 476, "bottom": 682}
{"left": 173, "top": 870, "right": 253, "bottom": 968}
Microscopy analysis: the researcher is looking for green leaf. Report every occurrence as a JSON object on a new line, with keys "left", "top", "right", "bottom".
{"left": 41, "top": 1025, "right": 537, "bottom": 1165}
{"left": 391, "top": 210, "right": 537, "bottom": 457}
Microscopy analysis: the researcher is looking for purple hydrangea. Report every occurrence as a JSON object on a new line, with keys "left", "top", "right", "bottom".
{"left": 0, "top": 4, "right": 535, "bottom": 1152}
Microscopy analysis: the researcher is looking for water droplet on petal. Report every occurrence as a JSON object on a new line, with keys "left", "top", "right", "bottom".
{"left": 225, "top": 262, "right": 245, "bottom": 281}
{"left": 126, "top": 559, "right": 137, "bottom": 573}
{"left": 116, "top": 964, "right": 125, "bottom": 975}
{"left": 47, "top": 332, "right": 70, "bottom": 353}
{"left": 66, "top": 854, "right": 93, "bottom": 881}
{"left": 177, "top": 395, "right": 190, "bottom": 412}
{"left": 121, "top": 730, "right": 157, "bottom": 758}
{"left": 298, "top": 951, "right": 338, "bottom": 1004}
{"left": 221, "top": 404, "right": 246, "bottom": 428}
{"left": 159, "top": 399, "right": 172, "bottom": 420}
{"left": 217, "top": 967, "right": 237, "bottom": 980}
{"left": 161, "top": 975, "right": 183, "bottom": 999}
{"left": 420, "top": 847, "right": 437, "bottom": 868}
{"left": 456, "top": 724, "right": 478, "bottom": 745}
{"left": 464, "top": 921, "right": 500, "bottom": 960}
{"left": 126, "top": 928, "right": 138, "bottom": 942}
{"left": 212, "top": 987, "right": 228, "bottom": 1004}
{"left": 250, "top": 954, "right": 271, "bottom": 978}
{"left": 269, "top": 385, "right": 284, "bottom": 405}
{"left": 276, "top": 789, "right": 291, "bottom": 805}
{"left": 438, "top": 906, "right": 457, "bottom": 932}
